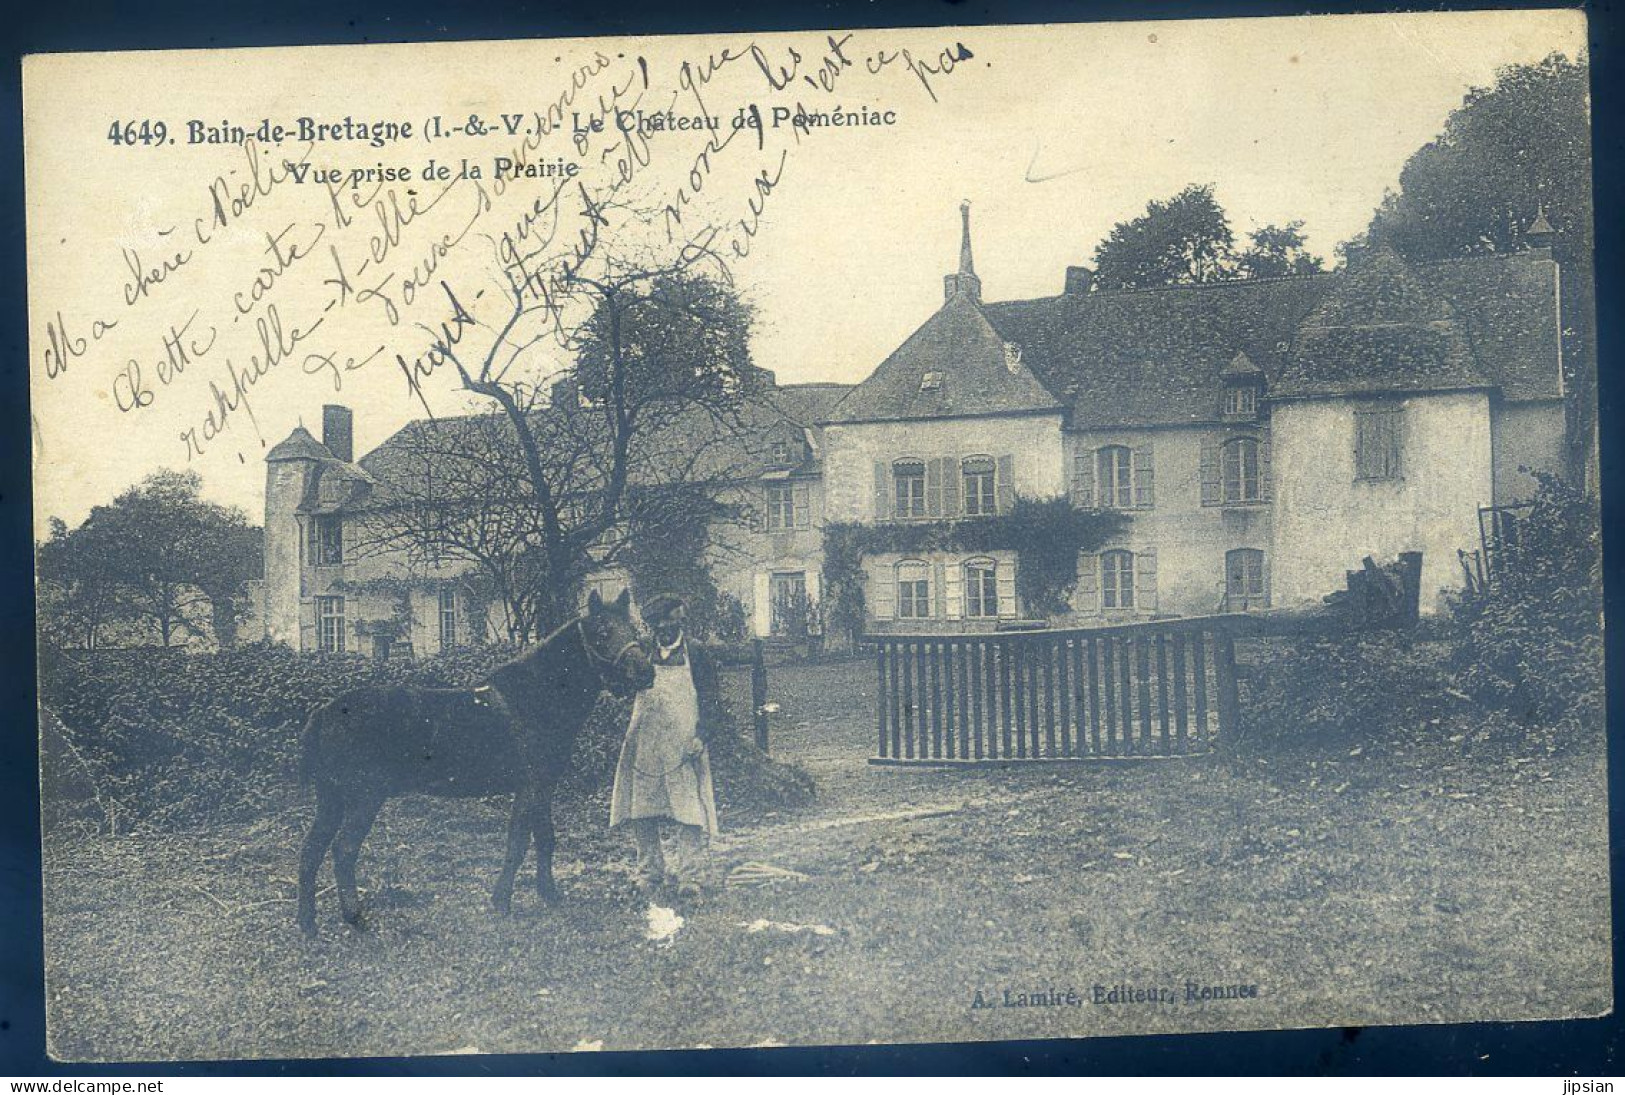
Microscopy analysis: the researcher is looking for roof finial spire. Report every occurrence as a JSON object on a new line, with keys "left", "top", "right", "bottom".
{"left": 959, "top": 199, "right": 975, "bottom": 276}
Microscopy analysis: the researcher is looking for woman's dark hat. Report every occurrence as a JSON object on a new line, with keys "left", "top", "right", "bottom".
{"left": 642, "top": 593, "right": 687, "bottom": 624}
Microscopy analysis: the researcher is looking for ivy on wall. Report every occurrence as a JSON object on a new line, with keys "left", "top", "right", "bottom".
{"left": 821, "top": 497, "right": 1126, "bottom": 639}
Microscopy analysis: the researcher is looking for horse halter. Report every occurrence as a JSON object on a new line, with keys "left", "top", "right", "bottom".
{"left": 577, "top": 619, "right": 645, "bottom": 680}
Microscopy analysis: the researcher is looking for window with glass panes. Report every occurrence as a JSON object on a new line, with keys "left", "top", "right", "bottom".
{"left": 893, "top": 461, "right": 927, "bottom": 519}
{"left": 438, "top": 587, "right": 458, "bottom": 649}
{"left": 766, "top": 483, "right": 795, "bottom": 530}
{"left": 1222, "top": 438, "right": 1261, "bottom": 502}
{"left": 895, "top": 560, "right": 932, "bottom": 618}
{"left": 962, "top": 456, "right": 996, "bottom": 516}
{"left": 307, "top": 514, "right": 344, "bottom": 565}
{"left": 1101, "top": 550, "right": 1135, "bottom": 610}
{"left": 316, "top": 595, "right": 346, "bottom": 653}
{"left": 1096, "top": 446, "right": 1132, "bottom": 509}
{"left": 964, "top": 559, "right": 998, "bottom": 617}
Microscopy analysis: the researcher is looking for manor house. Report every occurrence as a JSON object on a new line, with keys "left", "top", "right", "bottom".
{"left": 256, "top": 204, "right": 1569, "bottom": 653}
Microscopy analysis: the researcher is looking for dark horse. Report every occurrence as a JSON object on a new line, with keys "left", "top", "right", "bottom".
{"left": 296, "top": 588, "right": 654, "bottom": 935}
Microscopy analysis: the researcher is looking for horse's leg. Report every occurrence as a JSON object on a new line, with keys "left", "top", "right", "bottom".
{"left": 531, "top": 791, "right": 562, "bottom": 903}
{"left": 331, "top": 787, "right": 386, "bottom": 927}
{"left": 297, "top": 785, "right": 344, "bottom": 936}
{"left": 490, "top": 794, "right": 532, "bottom": 914}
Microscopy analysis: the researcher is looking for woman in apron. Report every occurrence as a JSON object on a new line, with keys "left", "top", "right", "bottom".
{"left": 610, "top": 594, "right": 720, "bottom": 898}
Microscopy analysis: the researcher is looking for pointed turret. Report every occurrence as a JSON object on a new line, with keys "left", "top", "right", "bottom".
{"left": 943, "top": 200, "right": 982, "bottom": 304}
{"left": 1525, "top": 205, "right": 1557, "bottom": 250}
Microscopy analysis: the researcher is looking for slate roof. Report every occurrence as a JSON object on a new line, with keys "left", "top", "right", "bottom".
{"left": 974, "top": 249, "right": 1560, "bottom": 429}
{"left": 824, "top": 293, "right": 1063, "bottom": 424}
{"left": 1276, "top": 246, "right": 1488, "bottom": 398}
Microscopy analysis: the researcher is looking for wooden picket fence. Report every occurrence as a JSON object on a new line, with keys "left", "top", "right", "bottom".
{"left": 868, "top": 616, "right": 1258, "bottom": 765}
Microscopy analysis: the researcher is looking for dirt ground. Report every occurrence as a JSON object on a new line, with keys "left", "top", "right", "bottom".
{"left": 42, "top": 658, "right": 1612, "bottom": 1061}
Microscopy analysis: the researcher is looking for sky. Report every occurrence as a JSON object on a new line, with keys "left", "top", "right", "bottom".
{"left": 24, "top": 9, "right": 1588, "bottom": 532}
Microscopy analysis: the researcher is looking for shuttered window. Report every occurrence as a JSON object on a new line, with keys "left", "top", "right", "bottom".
{"left": 893, "top": 461, "right": 927, "bottom": 519}
{"left": 1097, "top": 446, "right": 1133, "bottom": 509}
{"left": 962, "top": 456, "right": 996, "bottom": 516}
{"left": 1222, "top": 438, "right": 1262, "bottom": 503}
{"left": 438, "top": 587, "right": 458, "bottom": 650}
{"left": 1101, "top": 550, "right": 1135, "bottom": 610}
{"left": 766, "top": 483, "right": 795, "bottom": 529}
{"left": 964, "top": 558, "right": 999, "bottom": 618}
{"left": 895, "top": 560, "right": 932, "bottom": 619}
{"left": 1354, "top": 407, "right": 1402, "bottom": 481}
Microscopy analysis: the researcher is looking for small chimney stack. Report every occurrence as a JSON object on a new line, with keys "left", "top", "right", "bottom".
{"left": 322, "top": 405, "right": 353, "bottom": 463}
{"left": 1064, "top": 265, "right": 1094, "bottom": 295}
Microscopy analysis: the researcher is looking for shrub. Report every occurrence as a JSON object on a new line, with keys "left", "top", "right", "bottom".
{"left": 1448, "top": 473, "right": 1604, "bottom": 741}
{"left": 39, "top": 640, "right": 813, "bottom": 834}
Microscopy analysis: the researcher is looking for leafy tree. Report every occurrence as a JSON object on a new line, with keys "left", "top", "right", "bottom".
{"left": 37, "top": 471, "right": 262, "bottom": 649}
{"left": 1362, "top": 53, "right": 1594, "bottom": 483}
{"left": 1236, "top": 221, "right": 1325, "bottom": 279}
{"left": 1091, "top": 184, "right": 1237, "bottom": 290}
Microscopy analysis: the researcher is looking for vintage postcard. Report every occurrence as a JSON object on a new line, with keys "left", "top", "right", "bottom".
{"left": 24, "top": 9, "right": 1605, "bottom": 1061}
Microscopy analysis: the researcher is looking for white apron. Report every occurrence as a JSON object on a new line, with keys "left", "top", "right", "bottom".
{"left": 609, "top": 655, "right": 719, "bottom": 835}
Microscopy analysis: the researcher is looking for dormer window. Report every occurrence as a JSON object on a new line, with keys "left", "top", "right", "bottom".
{"left": 1223, "top": 386, "right": 1257, "bottom": 418}
{"left": 770, "top": 440, "right": 792, "bottom": 465}
{"left": 920, "top": 371, "right": 944, "bottom": 392}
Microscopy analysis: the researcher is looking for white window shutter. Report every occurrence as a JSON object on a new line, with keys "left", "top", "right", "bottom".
{"left": 1199, "top": 440, "right": 1222, "bottom": 506}
{"left": 1133, "top": 441, "right": 1155, "bottom": 509}
{"left": 1135, "top": 547, "right": 1158, "bottom": 613}
{"left": 926, "top": 458, "right": 944, "bottom": 518}
{"left": 1261, "top": 435, "right": 1273, "bottom": 502}
{"left": 996, "top": 454, "right": 1015, "bottom": 514}
{"left": 793, "top": 484, "right": 811, "bottom": 529}
{"left": 942, "top": 457, "right": 962, "bottom": 516}
{"left": 1072, "top": 449, "right": 1096, "bottom": 508}
{"left": 996, "top": 559, "right": 1018, "bottom": 618}
{"left": 752, "top": 572, "right": 772, "bottom": 636}
{"left": 873, "top": 461, "right": 890, "bottom": 521}
{"left": 944, "top": 559, "right": 963, "bottom": 620}
{"left": 870, "top": 561, "right": 894, "bottom": 620}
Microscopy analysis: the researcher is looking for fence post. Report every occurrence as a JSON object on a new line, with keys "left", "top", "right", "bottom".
{"left": 1214, "top": 626, "right": 1240, "bottom": 742}
{"left": 752, "top": 638, "right": 769, "bottom": 754}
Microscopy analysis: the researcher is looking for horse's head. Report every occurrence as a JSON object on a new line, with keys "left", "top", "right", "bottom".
{"left": 580, "top": 588, "right": 655, "bottom": 697}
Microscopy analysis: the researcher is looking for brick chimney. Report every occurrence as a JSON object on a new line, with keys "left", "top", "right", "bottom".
{"left": 322, "top": 404, "right": 353, "bottom": 463}
{"left": 1064, "top": 266, "right": 1094, "bottom": 295}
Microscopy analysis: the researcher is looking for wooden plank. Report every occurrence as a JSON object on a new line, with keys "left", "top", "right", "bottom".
{"left": 958, "top": 641, "right": 971, "bottom": 760}
{"left": 1172, "top": 631, "right": 1189, "bottom": 750}
{"left": 1086, "top": 637, "right": 1101, "bottom": 755}
{"left": 1215, "top": 629, "right": 1241, "bottom": 743}
{"left": 1191, "top": 630, "right": 1209, "bottom": 744}
{"left": 1057, "top": 638, "right": 1073, "bottom": 758}
{"left": 936, "top": 636, "right": 949, "bottom": 753}
{"left": 1155, "top": 632, "right": 1172, "bottom": 753}
{"left": 1136, "top": 635, "right": 1154, "bottom": 753}
{"left": 971, "top": 640, "right": 986, "bottom": 759}
{"left": 1030, "top": 642, "right": 1043, "bottom": 759}
{"left": 1119, "top": 635, "right": 1135, "bottom": 753}
{"left": 900, "top": 642, "right": 914, "bottom": 759}
{"left": 1101, "top": 636, "right": 1117, "bottom": 754}
{"left": 998, "top": 639, "right": 1014, "bottom": 759}
{"left": 1012, "top": 639, "right": 1028, "bottom": 759}
{"left": 876, "top": 643, "right": 889, "bottom": 758}
{"left": 915, "top": 641, "right": 929, "bottom": 759}
{"left": 1041, "top": 641, "right": 1057, "bottom": 758}
{"left": 889, "top": 645, "right": 903, "bottom": 759}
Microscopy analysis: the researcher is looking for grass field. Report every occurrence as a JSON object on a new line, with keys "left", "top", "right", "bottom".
{"left": 42, "top": 657, "right": 1611, "bottom": 1060}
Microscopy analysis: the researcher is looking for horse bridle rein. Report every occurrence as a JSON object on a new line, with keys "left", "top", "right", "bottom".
{"left": 577, "top": 619, "right": 645, "bottom": 680}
